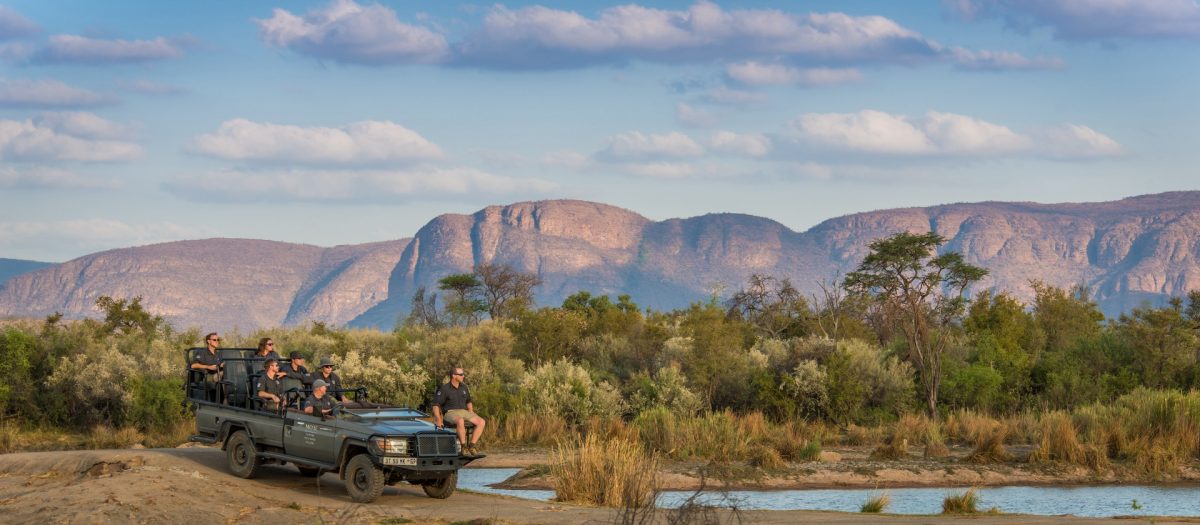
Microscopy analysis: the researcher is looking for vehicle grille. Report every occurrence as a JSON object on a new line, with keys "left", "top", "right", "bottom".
{"left": 416, "top": 434, "right": 458, "bottom": 456}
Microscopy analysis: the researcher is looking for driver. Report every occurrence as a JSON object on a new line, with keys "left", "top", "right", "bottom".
{"left": 304, "top": 379, "right": 336, "bottom": 416}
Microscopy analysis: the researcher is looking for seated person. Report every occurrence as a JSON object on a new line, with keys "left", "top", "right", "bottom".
{"left": 431, "top": 366, "right": 486, "bottom": 456}
{"left": 280, "top": 351, "right": 310, "bottom": 393}
{"left": 190, "top": 333, "right": 223, "bottom": 400}
{"left": 304, "top": 379, "right": 336, "bottom": 416}
{"left": 254, "top": 337, "right": 281, "bottom": 361}
{"left": 313, "top": 356, "right": 345, "bottom": 402}
{"left": 255, "top": 359, "right": 285, "bottom": 411}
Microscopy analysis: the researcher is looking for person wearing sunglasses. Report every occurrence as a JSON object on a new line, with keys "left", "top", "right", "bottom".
{"left": 255, "top": 337, "right": 281, "bottom": 361}
{"left": 313, "top": 356, "right": 345, "bottom": 402}
{"left": 190, "top": 332, "right": 223, "bottom": 379}
{"left": 431, "top": 366, "right": 486, "bottom": 456}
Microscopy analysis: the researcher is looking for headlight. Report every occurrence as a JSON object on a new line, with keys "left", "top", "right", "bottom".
{"left": 371, "top": 437, "right": 408, "bottom": 454}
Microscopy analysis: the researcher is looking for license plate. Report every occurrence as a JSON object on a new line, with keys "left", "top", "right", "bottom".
{"left": 382, "top": 456, "right": 417, "bottom": 466}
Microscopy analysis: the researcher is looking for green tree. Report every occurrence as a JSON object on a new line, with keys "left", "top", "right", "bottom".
{"left": 509, "top": 307, "right": 587, "bottom": 366}
{"left": 437, "top": 274, "right": 486, "bottom": 326}
{"left": 961, "top": 291, "right": 1037, "bottom": 411}
{"left": 94, "top": 295, "right": 164, "bottom": 336}
{"left": 1116, "top": 298, "right": 1198, "bottom": 389}
{"left": 475, "top": 263, "right": 541, "bottom": 320}
{"left": 726, "top": 274, "right": 814, "bottom": 339}
{"left": 843, "top": 231, "right": 988, "bottom": 418}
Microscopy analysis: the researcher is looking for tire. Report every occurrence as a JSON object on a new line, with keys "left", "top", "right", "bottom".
{"left": 422, "top": 471, "right": 457, "bottom": 499}
{"left": 345, "top": 454, "right": 385, "bottom": 503}
{"left": 296, "top": 465, "right": 322, "bottom": 477}
{"left": 226, "top": 430, "right": 261, "bottom": 479}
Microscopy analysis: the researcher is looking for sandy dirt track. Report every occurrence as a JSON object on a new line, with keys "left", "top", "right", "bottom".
{"left": 0, "top": 448, "right": 1196, "bottom": 524}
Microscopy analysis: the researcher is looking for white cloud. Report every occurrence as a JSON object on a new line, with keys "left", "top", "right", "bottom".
{"left": 165, "top": 167, "right": 555, "bottom": 202}
{"left": 0, "top": 166, "right": 116, "bottom": 189}
{"left": 597, "top": 131, "right": 705, "bottom": 161}
{"left": 0, "top": 78, "right": 115, "bottom": 108}
{"left": 0, "top": 219, "right": 205, "bottom": 260}
{"left": 676, "top": 102, "right": 715, "bottom": 128}
{"left": 708, "top": 131, "right": 770, "bottom": 157}
{"left": 457, "top": 2, "right": 943, "bottom": 69}
{"left": 191, "top": 119, "right": 444, "bottom": 165}
{"left": 0, "top": 6, "right": 39, "bottom": 41}
{"left": 0, "top": 114, "right": 141, "bottom": 162}
{"left": 121, "top": 79, "right": 187, "bottom": 95}
{"left": 946, "top": 0, "right": 1200, "bottom": 40}
{"left": 617, "top": 162, "right": 696, "bottom": 178}
{"left": 541, "top": 150, "right": 591, "bottom": 170}
{"left": 726, "top": 62, "right": 862, "bottom": 87}
{"left": 790, "top": 109, "right": 1122, "bottom": 159}
{"left": 34, "top": 112, "right": 132, "bottom": 139}
{"left": 949, "top": 47, "right": 1065, "bottom": 70}
{"left": 257, "top": 0, "right": 449, "bottom": 65}
{"left": 35, "top": 35, "right": 184, "bottom": 64}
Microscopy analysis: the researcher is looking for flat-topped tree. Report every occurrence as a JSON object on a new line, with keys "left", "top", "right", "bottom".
{"left": 843, "top": 231, "right": 988, "bottom": 418}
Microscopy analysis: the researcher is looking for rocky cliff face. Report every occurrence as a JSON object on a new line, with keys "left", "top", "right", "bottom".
{"left": 4, "top": 193, "right": 1199, "bottom": 331}
{"left": 351, "top": 193, "right": 1200, "bottom": 328}
{"left": 0, "top": 238, "right": 407, "bottom": 330}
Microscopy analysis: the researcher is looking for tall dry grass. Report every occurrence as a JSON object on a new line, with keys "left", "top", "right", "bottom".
{"left": 942, "top": 488, "right": 979, "bottom": 514}
{"left": 492, "top": 412, "right": 569, "bottom": 447}
{"left": 550, "top": 434, "right": 659, "bottom": 508}
{"left": 870, "top": 413, "right": 931, "bottom": 460}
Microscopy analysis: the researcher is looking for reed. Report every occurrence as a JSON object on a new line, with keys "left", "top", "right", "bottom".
{"left": 964, "top": 421, "right": 1011, "bottom": 464}
{"left": 493, "top": 412, "right": 569, "bottom": 446}
{"left": 1029, "top": 411, "right": 1085, "bottom": 465}
{"left": 860, "top": 492, "right": 890, "bottom": 513}
{"left": 870, "top": 413, "right": 928, "bottom": 460}
{"left": 942, "top": 488, "right": 979, "bottom": 514}
{"left": 550, "top": 434, "right": 659, "bottom": 508}
{"left": 748, "top": 444, "right": 787, "bottom": 470}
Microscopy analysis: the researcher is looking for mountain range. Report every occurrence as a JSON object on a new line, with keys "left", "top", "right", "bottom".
{"left": 3, "top": 192, "right": 1199, "bottom": 330}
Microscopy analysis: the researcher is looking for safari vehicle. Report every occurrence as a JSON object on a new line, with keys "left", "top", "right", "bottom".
{"left": 185, "top": 348, "right": 481, "bottom": 503}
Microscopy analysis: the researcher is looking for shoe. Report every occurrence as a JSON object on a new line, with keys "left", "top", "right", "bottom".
{"left": 464, "top": 444, "right": 477, "bottom": 456}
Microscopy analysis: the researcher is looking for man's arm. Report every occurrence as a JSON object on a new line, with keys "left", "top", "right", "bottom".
{"left": 432, "top": 405, "right": 443, "bottom": 428}
{"left": 467, "top": 401, "right": 475, "bottom": 414}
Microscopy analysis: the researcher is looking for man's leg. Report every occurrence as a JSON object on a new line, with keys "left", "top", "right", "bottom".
{"left": 454, "top": 417, "right": 468, "bottom": 447}
{"left": 468, "top": 415, "right": 486, "bottom": 445}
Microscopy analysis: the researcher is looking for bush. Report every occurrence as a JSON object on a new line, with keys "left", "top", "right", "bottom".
{"left": 521, "top": 358, "right": 626, "bottom": 425}
{"left": 126, "top": 377, "right": 186, "bottom": 432}
{"left": 336, "top": 350, "right": 429, "bottom": 407}
{"left": 782, "top": 360, "right": 828, "bottom": 419}
{"left": 627, "top": 364, "right": 703, "bottom": 417}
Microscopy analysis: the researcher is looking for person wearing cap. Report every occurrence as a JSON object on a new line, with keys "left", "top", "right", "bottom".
{"left": 280, "top": 351, "right": 310, "bottom": 393}
{"left": 313, "top": 356, "right": 345, "bottom": 402}
{"left": 431, "top": 366, "right": 486, "bottom": 456}
{"left": 254, "top": 337, "right": 281, "bottom": 361}
{"left": 305, "top": 379, "right": 336, "bottom": 416}
{"left": 256, "top": 358, "right": 285, "bottom": 411}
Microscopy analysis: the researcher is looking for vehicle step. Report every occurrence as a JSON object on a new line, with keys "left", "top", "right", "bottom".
{"left": 188, "top": 434, "right": 218, "bottom": 444}
{"left": 258, "top": 451, "right": 338, "bottom": 471}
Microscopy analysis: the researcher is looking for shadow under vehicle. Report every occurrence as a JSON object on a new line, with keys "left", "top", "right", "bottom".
{"left": 185, "top": 347, "right": 482, "bottom": 503}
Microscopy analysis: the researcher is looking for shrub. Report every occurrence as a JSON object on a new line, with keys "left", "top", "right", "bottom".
{"left": 126, "top": 377, "right": 186, "bottom": 432}
{"left": 861, "top": 492, "right": 890, "bottom": 513}
{"left": 521, "top": 358, "right": 626, "bottom": 425}
{"left": 781, "top": 360, "right": 828, "bottom": 419}
{"left": 942, "top": 488, "right": 979, "bottom": 514}
{"left": 551, "top": 434, "right": 659, "bottom": 508}
{"left": 627, "top": 364, "right": 704, "bottom": 417}
{"left": 336, "top": 350, "right": 430, "bottom": 408}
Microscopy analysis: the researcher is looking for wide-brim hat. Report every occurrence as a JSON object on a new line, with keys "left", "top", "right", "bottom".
{"left": 318, "top": 356, "right": 336, "bottom": 368}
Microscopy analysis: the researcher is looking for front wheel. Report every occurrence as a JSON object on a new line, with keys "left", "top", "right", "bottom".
{"left": 422, "top": 471, "right": 457, "bottom": 499}
{"left": 226, "top": 431, "right": 260, "bottom": 479}
{"left": 345, "top": 454, "right": 385, "bottom": 503}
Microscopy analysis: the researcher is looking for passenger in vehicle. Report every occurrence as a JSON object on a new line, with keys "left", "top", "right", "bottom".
{"left": 280, "top": 351, "right": 310, "bottom": 392}
{"left": 256, "top": 358, "right": 285, "bottom": 411}
{"left": 255, "top": 337, "right": 281, "bottom": 361}
{"left": 431, "top": 366, "right": 486, "bottom": 456}
{"left": 305, "top": 379, "right": 336, "bottom": 416}
{"left": 190, "top": 332, "right": 223, "bottom": 384}
{"left": 313, "top": 356, "right": 345, "bottom": 402}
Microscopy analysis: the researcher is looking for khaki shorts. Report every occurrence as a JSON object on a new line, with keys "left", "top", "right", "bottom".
{"left": 444, "top": 409, "right": 473, "bottom": 424}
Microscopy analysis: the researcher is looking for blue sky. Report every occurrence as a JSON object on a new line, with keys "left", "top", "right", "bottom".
{"left": 0, "top": 0, "right": 1197, "bottom": 262}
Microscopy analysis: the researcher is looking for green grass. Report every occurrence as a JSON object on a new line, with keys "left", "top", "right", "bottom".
{"left": 860, "top": 492, "right": 890, "bottom": 513}
{"left": 942, "top": 488, "right": 979, "bottom": 514}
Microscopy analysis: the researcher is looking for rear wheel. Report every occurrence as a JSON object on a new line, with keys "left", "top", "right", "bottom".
{"left": 345, "top": 454, "right": 385, "bottom": 503}
{"left": 296, "top": 465, "right": 322, "bottom": 477}
{"left": 422, "top": 471, "right": 457, "bottom": 499}
{"left": 226, "top": 431, "right": 260, "bottom": 479}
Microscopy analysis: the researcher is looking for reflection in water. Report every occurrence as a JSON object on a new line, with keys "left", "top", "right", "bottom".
{"left": 458, "top": 469, "right": 1200, "bottom": 518}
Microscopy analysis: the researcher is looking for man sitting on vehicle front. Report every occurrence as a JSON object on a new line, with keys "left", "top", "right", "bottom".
{"left": 431, "top": 366, "right": 486, "bottom": 456}
{"left": 304, "top": 379, "right": 336, "bottom": 416}
{"left": 256, "top": 358, "right": 285, "bottom": 411}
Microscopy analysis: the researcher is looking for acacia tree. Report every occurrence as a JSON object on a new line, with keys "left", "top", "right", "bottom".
{"left": 843, "top": 232, "right": 987, "bottom": 418}
{"left": 437, "top": 274, "right": 486, "bottom": 326}
{"left": 726, "top": 274, "right": 812, "bottom": 339}
{"left": 475, "top": 263, "right": 541, "bottom": 321}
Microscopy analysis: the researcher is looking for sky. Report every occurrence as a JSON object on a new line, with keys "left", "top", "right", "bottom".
{"left": 0, "top": 0, "right": 1197, "bottom": 262}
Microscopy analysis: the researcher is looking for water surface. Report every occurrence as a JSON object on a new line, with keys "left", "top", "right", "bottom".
{"left": 457, "top": 468, "right": 1200, "bottom": 518}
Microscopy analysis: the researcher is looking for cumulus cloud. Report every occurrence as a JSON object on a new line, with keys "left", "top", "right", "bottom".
{"left": 707, "top": 131, "right": 770, "bottom": 157}
{"left": 456, "top": 2, "right": 943, "bottom": 69}
{"left": 596, "top": 131, "right": 705, "bottom": 161}
{"left": 726, "top": 62, "right": 862, "bottom": 86}
{"left": 0, "top": 166, "right": 116, "bottom": 189}
{"left": 945, "top": 0, "right": 1200, "bottom": 40}
{"left": 0, "top": 78, "right": 115, "bottom": 108}
{"left": 34, "top": 35, "right": 185, "bottom": 64}
{"left": 676, "top": 102, "right": 715, "bottom": 128}
{"left": 0, "top": 113, "right": 141, "bottom": 162}
{"left": 164, "top": 167, "right": 555, "bottom": 202}
{"left": 789, "top": 109, "right": 1122, "bottom": 159}
{"left": 191, "top": 119, "right": 444, "bottom": 165}
{"left": 257, "top": 0, "right": 449, "bottom": 65}
{"left": 949, "top": 47, "right": 1065, "bottom": 70}
{"left": 0, "top": 6, "right": 39, "bottom": 41}
{"left": 0, "top": 219, "right": 204, "bottom": 260}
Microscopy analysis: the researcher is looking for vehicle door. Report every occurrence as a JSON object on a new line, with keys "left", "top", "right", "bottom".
{"left": 283, "top": 410, "right": 339, "bottom": 464}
